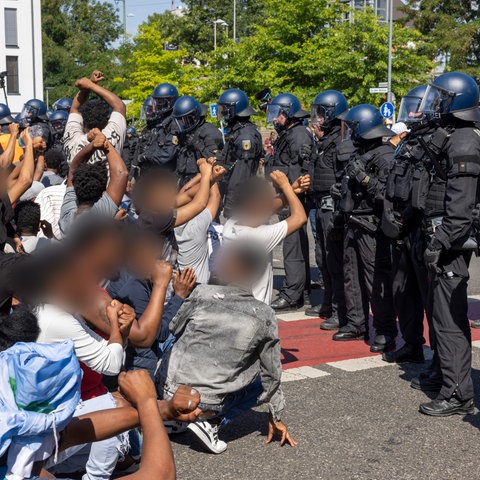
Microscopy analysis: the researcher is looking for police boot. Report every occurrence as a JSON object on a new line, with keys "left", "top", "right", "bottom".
{"left": 305, "top": 304, "right": 332, "bottom": 318}
{"left": 410, "top": 370, "right": 443, "bottom": 393}
{"left": 319, "top": 314, "right": 340, "bottom": 331}
{"left": 370, "top": 335, "right": 396, "bottom": 353}
{"left": 271, "top": 297, "right": 303, "bottom": 312}
{"left": 382, "top": 344, "right": 425, "bottom": 364}
{"left": 419, "top": 396, "right": 474, "bottom": 417}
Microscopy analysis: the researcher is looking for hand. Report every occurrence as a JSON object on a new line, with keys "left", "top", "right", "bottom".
{"left": 118, "top": 303, "right": 135, "bottom": 339}
{"left": 291, "top": 174, "right": 311, "bottom": 195}
{"left": 14, "top": 237, "right": 25, "bottom": 254}
{"left": 90, "top": 70, "right": 105, "bottom": 84}
{"left": 212, "top": 165, "right": 226, "bottom": 183}
{"left": 74, "top": 77, "right": 94, "bottom": 91}
{"left": 87, "top": 128, "right": 101, "bottom": 142}
{"left": 152, "top": 260, "right": 173, "bottom": 287}
{"left": 40, "top": 220, "right": 54, "bottom": 239}
{"left": 8, "top": 123, "right": 19, "bottom": 137}
{"left": 173, "top": 267, "right": 197, "bottom": 299}
{"left": 166, "top": 385, "right": 202, "bottom": 422}
{"left": 424, "top": 242, "right": 442, "bottom": 273}
{"left": 32, "top": 137, "right": 47, "bottom": 153}
{"left": 20, "top": 128, "right": 32, "bottom": 148}
{"left": 346, "top": 159, "right": 367, "bottom": 185}
{"left": 270, "top": 170, "right": 291, "bottom": 191}
{"left": 266, "top": 414, "right": 298, "bottom": 447}
{"left": 114, "top": 208, "right": 128, "bottom": 221}
{"left": 92, "top": 132, "right": 108, "bottom": 150}
{"left": 207, "top": 157, "right": 216, "bottom": 166}
{"left": 106, "top": 299, "right": 122, "bottom": 330}
{"left": 118, "top": 370, "right": 157, "bottom": 407}
{"left": 198, "top": 158, "right": 213, "bottom": 177}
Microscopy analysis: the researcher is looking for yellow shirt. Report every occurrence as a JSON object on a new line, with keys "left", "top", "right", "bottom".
{"left": 0, "top": 133, "right": 23, "bottom": 163}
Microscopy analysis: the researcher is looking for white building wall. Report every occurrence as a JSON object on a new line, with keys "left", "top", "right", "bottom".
{"left": 0, "top": 0, "right": 43, "bottom": 114}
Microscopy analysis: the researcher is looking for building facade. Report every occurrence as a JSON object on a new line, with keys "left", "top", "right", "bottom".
{"left": 0, "top": 0, "right": 43, "bottom": 114}
{"left": 345, "top": 0, "right": 405, "bottom": 21}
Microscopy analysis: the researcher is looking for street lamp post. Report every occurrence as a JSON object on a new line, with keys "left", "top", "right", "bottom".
{"left": 114, "top": 0, "right": 127, "bottom": 44}
{"left": 214, "top": 19, "right": 228, "bottom": 50}
{"left": 233, "top": 0, "right": 236, "bottom": 42}
{"left": 387, "top": 0, "right": 393, "bottom": 105}
{"left": 45, "top": 86, "right": 54, "bottom": 109}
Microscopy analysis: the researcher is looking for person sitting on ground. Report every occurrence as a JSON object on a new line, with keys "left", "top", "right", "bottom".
{"left": 4, "top": 200, "right": 51, "bottom": 253}
{"left": 59, "top": 131, "right": 128, "bottom": 235}
{"left": 156, "top": 241, "right": 297, "bottom": 455}
{"left": 222, "top": 170, "right": 310, "bottom": 305}
{"left": 63, "top": 69, "right": 127, "bottom": 164}
{"left": 41, "top": 148, "right": 65, "bottom": 187}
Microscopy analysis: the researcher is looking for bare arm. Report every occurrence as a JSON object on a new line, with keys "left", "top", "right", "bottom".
{"left": 206, "top": 183, "right": 221, "bottom": 219}
{"left": 270, "top": 171, "right": 307, "bottom": 236}
{"left": 105, "top": 141, "right": 129, "bottom": 206}
{"left": 33, "top": 153, "right": 45, "bottom": 182}
{"left": 272, "top": 174, "right": 311, "bottom": 213}
{"left": 0, "top": 123, "right": 19, "bottom": 168}
{"left": 174, "top": 159, "right": 213, "bottom": 227}
{"left": 8, "top": 129, "right": 35, "bottom": 204}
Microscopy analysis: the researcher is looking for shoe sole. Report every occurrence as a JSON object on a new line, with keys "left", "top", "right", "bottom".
{"left": 187, "top": 423, "right": 227, "bottom": 454}
{"left": 163, "top": 421, "right": 188, "bottom": 435}
{"left": 419, "top": 406, "right": 475, "bottom": 417}
{"left": 333, "top": 336, "right": 365, "bottom": 342}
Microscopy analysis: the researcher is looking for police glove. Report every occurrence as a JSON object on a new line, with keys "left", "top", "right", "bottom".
{"left": 346, "top": 159, "right": 368, "bottom": 185}
{"left": 424, "top": 238, "right": 442, "bottom": 273}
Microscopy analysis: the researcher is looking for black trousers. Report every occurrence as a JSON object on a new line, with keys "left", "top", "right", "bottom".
{"left": 279, "top": 219, "right": 310, "bottom": 304}
{"left": 315, "top": 208, "right": 347, "bottom": 321}
{"left": 343, "top": 222, "right": 397, "bottom": 337}
{"left": 427, "top": 249, "right": 473, "bottom": 401}
{"left": 391, "top": 228, "right": 429, "bottom": 347}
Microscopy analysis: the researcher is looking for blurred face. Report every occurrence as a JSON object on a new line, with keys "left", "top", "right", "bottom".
{"left": 214, "top": 252, "right": 247, "bottom": 287}
{"left": 128, "top": 236, "right": 163, "bottom": 279}
{"left": 241, "top": 187, "right": 276, "bottom": 227}
{"left": 143, "top": 181, "right": 177, "bottom": 213}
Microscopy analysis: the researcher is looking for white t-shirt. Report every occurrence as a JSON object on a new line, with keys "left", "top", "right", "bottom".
{"left": 36, "top": 303, "right": 124, "bottom": 376}
{"left": 62, "top": 111, "right": 127, "bottom": 164}
{"left": 35, "top": 183, "right": 67, "bottom": 239}
{"left": 222, "top": 218, "right": 288, "bottom": 305}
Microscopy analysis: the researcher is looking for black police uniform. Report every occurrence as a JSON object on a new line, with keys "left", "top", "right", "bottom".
{"left": 419, "top": 121, "right": 480, "bottom": 402}
{"left": 311, "top": 125, "right": 349, "bottom": 322}
{"left": 176, "top": 119, "right": 224, "bottom": 187}
{"left": 220, "top": 120, "right": 263, "bottom": 218}
{"left": 382, "top": 125, "right": 438, "bottom": 355}
{"left": 134, "top": 115, "right": 179, "bottom": 172}
{"left": 339, "top": 141, "right": 397, "bottom": 340}
{"left": 122, "top": 136, "right": 139, "bottom": 171}
{"left": 269, "top": 121, "right": 314, "bottom": 305}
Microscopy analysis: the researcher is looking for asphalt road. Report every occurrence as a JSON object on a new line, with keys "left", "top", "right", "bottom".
{"left": 172, "top": 349, "right": 480, "bottom": 480}
{"left": 170, "top": 224, "right": 480, "bottom": 480}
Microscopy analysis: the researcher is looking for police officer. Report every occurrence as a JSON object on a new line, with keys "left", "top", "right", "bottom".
{"left": 173, "top": 95, "right": 224, "bottom": 187}
{"left": 305, "top": 90, "right": 350, "bottom": 331}
{"left": 49, "top": 110, "right": 69, "bottom": 149}
{"left": 18, "top": 99, "right": 53, "bottom": 148}
{"left": 216, "top": 88, "right": 263, "bottom": 218}
{"left": 0, "top": 103, "right": 14, "bottom": 129}
{"left": 410, "top": 72, "right": 480, "bottom": 417}
{"left": 334, "top": 104, "right": 397, "bottom": 352}
{"left": 134, "top": 83, "right": 179, "bottom": 171}
{"left": 52, "top": 98, "right": 73, "bottom": 113}
{"left": 266, "top": 93, "right": 314, "bottom": 311}
{"left": 381, "top": 85, "right": 431, "bottom": 365}
{"left": 122, "top": 126, "right": 139, "bottom": 171}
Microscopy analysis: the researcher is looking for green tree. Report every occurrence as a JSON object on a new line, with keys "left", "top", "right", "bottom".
{"left": 42, "top": 0, "right": 125, "bottom": 103}
{"left": 399, "top": 0, "right": 480, "bottom": 73}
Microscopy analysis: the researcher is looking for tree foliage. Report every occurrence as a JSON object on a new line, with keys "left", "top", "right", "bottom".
{"left": 399, "top": 0, "right": 480, "bottom": 72}
{"left": 125, "top": 0, "right": 434, "bottom": 114}
{"left": 42, "top": 0, "right": 126, "bottom": 102}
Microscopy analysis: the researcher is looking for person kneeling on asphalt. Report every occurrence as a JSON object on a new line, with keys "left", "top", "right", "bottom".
{"left": 155, "top": 241, "right": 297, "bottom": 454}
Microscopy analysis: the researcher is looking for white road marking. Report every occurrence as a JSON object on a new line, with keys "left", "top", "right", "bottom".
{"left": 276, "top": 312, "right": 314, "bottom": 322}
{"left": 326, "top": 355, "right": 393, "bottom": 372}
{"left": 282, "top": 366, "right": 330, "bottom": 383}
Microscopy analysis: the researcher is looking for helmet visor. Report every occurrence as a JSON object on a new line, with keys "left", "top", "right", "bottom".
{"left": 310, "top": 104, "right": 334, "bottom": 127}
{"left": 397, "top": 95, "right": 424, "bottom": 123}
{"left": 20, "top": 104, "right": 39, "bottom": 123}
{"left": 153, "top": 96, "right": 175, "bottom": 115}
{"left": 51, "top": 120, "right": 66, "bottom": 135}
{"left": 174, "top": 112, "right": 198, "bottom": 133}
{"left": 419, "top": 84, "right": 455, "bottom": 116}
{"left": 266, "top": 104, "right": 289, "bottom": 124}
{"left": 140, "top": 104, "right": 155, "bottom": 121}
{"left": 217, "top": 103, "right": 235, "bottom": 123}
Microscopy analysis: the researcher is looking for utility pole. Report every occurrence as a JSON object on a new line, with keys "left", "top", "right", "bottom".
{"left": 115, "top": 0, "right": 127, "bottom": 44}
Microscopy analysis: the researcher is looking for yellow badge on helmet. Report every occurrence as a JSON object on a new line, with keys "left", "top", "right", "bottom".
{"left": 172, "top": 135, "right": 179, "bottom": 145}
{"left": 242, "top": 140, "right": 251, "bottom": 151}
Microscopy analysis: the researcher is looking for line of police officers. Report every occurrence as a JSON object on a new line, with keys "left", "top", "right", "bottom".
{"left": 2, "top": 71, "right": 479, "bottom": 417}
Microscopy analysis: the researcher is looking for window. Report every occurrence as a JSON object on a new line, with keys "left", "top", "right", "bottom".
{"left": 376, "top": 0, "right": 388, "bottom": 20}
{"left": 6, "top": 56, "right": 19, "bottom": 94}
{"left": 4, "top": 9, "right": 18, "bottom": 47}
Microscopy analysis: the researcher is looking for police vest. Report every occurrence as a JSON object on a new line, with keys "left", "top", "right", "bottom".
{"left": 312, "top": 127, "right": 342, "bottom": 196}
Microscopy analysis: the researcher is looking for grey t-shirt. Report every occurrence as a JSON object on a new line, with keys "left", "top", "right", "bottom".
{"left": 59, "top": 186, "right": 118, "bottom": 235}
{"left": 174, "top": 209, "right": 212, "bottom": 284}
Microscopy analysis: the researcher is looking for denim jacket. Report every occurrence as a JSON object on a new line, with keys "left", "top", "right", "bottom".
{"left": 156, "top": 284, "right": 286, "bottom": 420}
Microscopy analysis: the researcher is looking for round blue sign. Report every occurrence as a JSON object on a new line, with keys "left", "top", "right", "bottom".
{"left": 380, "top": 102, "right": 394, "bottom": 119}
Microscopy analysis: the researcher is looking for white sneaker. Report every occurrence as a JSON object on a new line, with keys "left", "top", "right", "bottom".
{"left": 163, "top": 420, "right": 189, "bottom": 435}
{"left": 187, "top": 420, "right": 228, "bottom": 454}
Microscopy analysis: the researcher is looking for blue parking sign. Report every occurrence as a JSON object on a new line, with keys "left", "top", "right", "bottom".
{"left": 380, "top": 102, "right": 394, "bottom": 119}
{"left": 210, "top": 104, "right": 218, "bottom": 118}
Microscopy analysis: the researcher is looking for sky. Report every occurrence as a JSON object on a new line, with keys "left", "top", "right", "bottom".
{"left": 104, "top": 0, "right": 186, "bottom": 38}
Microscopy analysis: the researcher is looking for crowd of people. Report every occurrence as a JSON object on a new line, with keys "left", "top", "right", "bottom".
{"left": 0, "top": 67, "right": 479, "bottom": 479}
